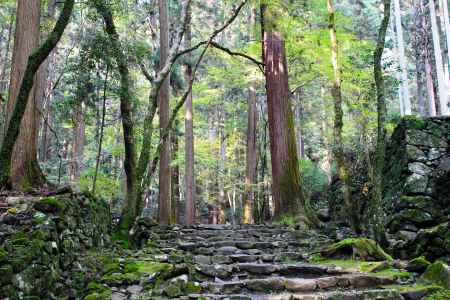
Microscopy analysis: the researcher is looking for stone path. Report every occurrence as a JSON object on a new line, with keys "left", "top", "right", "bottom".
{"left": 95, "top": 224, "right": 418, "bottom": 300}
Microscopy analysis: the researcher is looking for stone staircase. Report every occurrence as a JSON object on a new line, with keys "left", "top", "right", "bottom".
{"left": 120, "top": 225, "right": 410, "bottom": 300}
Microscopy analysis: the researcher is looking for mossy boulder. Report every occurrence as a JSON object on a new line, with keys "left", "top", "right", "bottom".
{"left": 421, "top": 261, "right": 450, "bottom": 289}
{"left": 320, "top": 238, "right": 393, "bottom": 261}
{"left": 406, "top": 256, "right": 432, "bottom": 273}
{"left": 33, "top": 196, "right": 67, "bottom": 213}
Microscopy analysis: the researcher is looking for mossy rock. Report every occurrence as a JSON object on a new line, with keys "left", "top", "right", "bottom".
{"left": 124, "top": 261, "right": 171, "bottom": 275}
{"left": 425, "top": 289, "right": 450, "bottom": 300}
{"left": 34, "top": 196, "right": 66, "bottom": 213}
{"left": 320, "top": 238, "right": 393, "bottom": 261}
{"left": 100, "top": 272, "right": 140, "bottom": 286}
{"left": 421, "top": 261, "right": 450, "bottom": 289}
{"left": 83, "top": 289, "right": 112, "bottom": 300}
{"left": 407, "top": 256, "right": 432, "bottom": 273}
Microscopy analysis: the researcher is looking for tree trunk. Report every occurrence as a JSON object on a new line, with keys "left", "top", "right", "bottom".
{"left": 412, "top": 0, "right": 427, "bottom": 116}
{"left": 171, "top": 121, "right": 180, "bottom": 224}
{"left": 70, "top": 100, "right": 85, "bottom": 182}
{"left": 372, "top": 0, "right": 391, "bottom": 247}
{"left": 327, "top": 0, "right": 360, "bottom": 233}
{"left": 94, "top": 0, "right": 138, "bottom": 232}
{"left": 184, "top": 4, "right": 195, "bottom": 225}
{"left": 393, "top": 0, "right": 412, "bottom": 115}
{"left": 243, "top": 85, "right": 257, "bottom": 224}
{"left": 429, "top": 0, "right": 449, "bottom": 115}
{"left": 218, "top": 110, "right": 227, "bottom": 224}
{"left": 5, "top": 0, "right": 45, "bottom": 190}
{"left": 261, "top": 3, "right": 309, "bottom": 221}
{"left": 420, "top": 0, "right": 438, "bottom": 116}
{"left": 158, "top": 0, "right": 172, "bottom": 225}
{"left": 92, "top": 67, "right": 109, "bottom": 193}
{"left": 0, "top": 0, "right": 74, "bottom": 189}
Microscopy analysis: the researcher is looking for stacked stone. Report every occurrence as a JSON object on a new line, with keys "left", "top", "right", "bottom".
{"left": 383, "top": 116, "right": 450, "bottom": 260}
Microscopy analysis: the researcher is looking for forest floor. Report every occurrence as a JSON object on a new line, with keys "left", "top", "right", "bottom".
{"left": 85, "top": 225, "right": 440, "bottom": 300}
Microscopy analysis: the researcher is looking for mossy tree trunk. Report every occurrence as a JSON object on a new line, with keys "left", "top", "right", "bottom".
{"left": 93, "top": 0, "right": 138, "bottom": 232}
{"left": 261, "top": 2, "right": 313, "bottom": 222}
{"left": 5, "top": 0, "right": 45, "bottom": 190}
{"left": 0, "top": 0, "right": 75, "bottom": 189}
{"left": 327, "top": 0, "right": 360, "bottom": 233}
{"left": 371, "top": 0, "right": 391, "bottom": 246}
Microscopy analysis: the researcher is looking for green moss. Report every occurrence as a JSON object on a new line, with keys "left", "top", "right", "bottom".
{"left": 35, "top": 196, "right": 67, "bottom": 212}
{"left": 100, "top": 272, "right": 140, "bottom": 285}
{"left": 421, "top": 261, "right": 450, "bottom": 289}
{"left": 111, "top": 231, "right": 131, "bottom": 249}
{"left": 83, "top": 289, "right": 112, "bottom": 300}
{"left": 320, "top": 238, "right": 393, "bottom": 261}
{"left": 311, "top": 259, "right": 385, "bottom": 272}
{"left": 184, "top": 282, "right": 202, "bottom": 293}
{"left": 165, "top": 283, "right": 182, "bottom": 298}
{"left": 426, "top": 289, "right": 450, "bottom": 300}
{"left": 124, "top": 261, "right": 171, "bottom": 274}
{"left": 0, "top": 246, "right": 7, "bottom": 263}
{"left": 374, "top": 268, "right": 413, "bottom": 279}
{"left": 86, "top": 281, "right": 108, "bottom": 293}
{"left": 385, "top": 283, "right": 441, "bottom": 294}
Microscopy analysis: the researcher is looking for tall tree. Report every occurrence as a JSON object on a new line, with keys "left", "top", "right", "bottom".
{"left": 243, "top": 85, "right": 257, "bottom": 224}
{"left": 184, "top": 3, "right": 195, "bottom": 225}
{"left": 5, "top": 0, "right": 45, "bottom": 190}
{"left": 393, "top": 0, "right": 411, "bottom": 115}
{"left": 327, "top": 0, "right": 359, "bottom": 232}
{"left": 158, "top": 0, "right": 172, "bottom": 225}
{"left": 260, "top": 1, "right": 311, "bottom": 221}
{"left": 0, "top": 0, "right": 75, "bottom": 189}
{"left": 429, "top": 0, "right": 449, "bottom": 115}
{"left": 94, "top": 0, "right": 138, "bottom": 231}
{"left": 372, "top": 0, "right": 391, "bottom": 246}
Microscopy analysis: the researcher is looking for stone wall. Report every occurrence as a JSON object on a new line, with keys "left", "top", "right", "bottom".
{"left": 384, "top": 116, "right": 450, "bottom": 260}
{"left": 0, "top": 192, "right": 111, "bottom": 299}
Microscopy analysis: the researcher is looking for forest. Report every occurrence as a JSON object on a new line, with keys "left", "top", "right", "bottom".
{"left": 0, "top": 0, "right": 449, "bottom": 299}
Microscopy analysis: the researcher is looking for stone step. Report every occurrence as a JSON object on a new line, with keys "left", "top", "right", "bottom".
{"left": 187, "top": 289, "right": 403, "bottom": 300}
{"left": 201, "top": 275, "right": 395, "bottom": 295}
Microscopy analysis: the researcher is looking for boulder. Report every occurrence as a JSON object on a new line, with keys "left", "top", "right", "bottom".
{"left": 420, "top": 261, "right": 450, "bottom": 289}
{"left": 319, "top": 238, "right": 393, "bottom": 261}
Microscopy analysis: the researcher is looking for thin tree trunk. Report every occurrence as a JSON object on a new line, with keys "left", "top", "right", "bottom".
{"left": 394, "top": 0, "right": 412, "bottom": 115}
{"left": 429, "top": 0, "right": 449, "bottom": 115}
{"left": 218, "top": 110, "right": 227, "bottom": 224}
{"left": 92, "top": 66, "right": 109, "bottom": 193}
{"left": 171, "top": 121, "right": 180, "bottom": 224}
{"left": 0, "top": 0, "right": 74, "bottom": 189}
{"left": 327, "top": 0, "right": 360, "bottom": 233}
{"left": 243, "top": 85, "right": 257, "bottom": 224}
{"left": 184, "top": 3, "right": 195, "bottom": 225}
{"left": 158, "top": 0, "right": 172, "bottom": 225}
{"left": 412, "top": 0, "right": 427, "bottom": 116}
{"left": 372, "top": 0, "right": 391, "bottom": 247}
{"left": 260, "top": 3, "right": 312, "bottom": 223}
{"left": 94, "top": 0, "right": 138, "bottom": 232}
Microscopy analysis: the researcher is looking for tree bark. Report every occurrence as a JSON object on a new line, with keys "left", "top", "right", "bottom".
{"left": 70, "top": 100, "right": 85, "bottom": 182}
{"left": 92, "top": 66, "right": 109, "bottom": 193}
{"left": 184, "top": 3, "right": 195, "bottom": 225}
{"left": 94, "top": 0, "right": 138, "bottom": 232}
{"left": 243, "top": 85, "right": 257, "bottom": 224}
{"left": 327, "top": 0, "right": 360, "bottom": 233}
{"left": 5, "top": 0, "right": 45, "bottom": 190}
{"left": 429, "top": 0, "right": 449, "bottom": 115}
{"left": 372, "top": 0, "right": 391, "bottom": 247}
{"left": 0, "top": 0, "right": 74, "bottom": 189}
{"left": 171, "top": 121, "right": 180, "bottom": 224}
{"left": 393, "top": 0, "right": 412, "bottom": 115}
{"left": 158, "top": 0, "right": 172, "bottom": 225}
{"left": 260, "top": 2, "right": 311, "bottom": 222}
